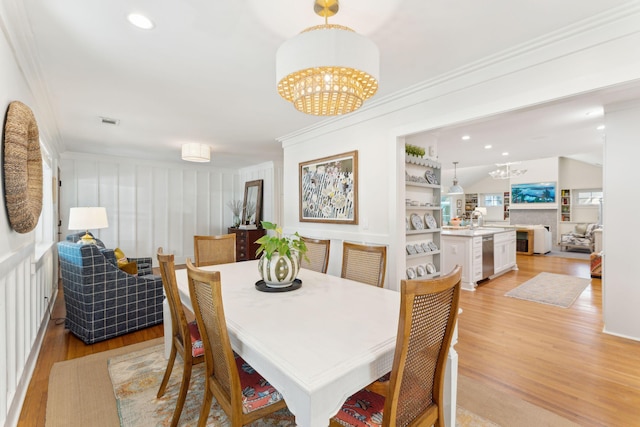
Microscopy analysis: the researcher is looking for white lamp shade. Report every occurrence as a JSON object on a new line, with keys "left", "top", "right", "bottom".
{"left": 182, "top": 143, "right": 210, "bottom": 162}
{"left": 68, "top": 207, "right": 109, "bottom": 231}
{"left": 276, "top": 27, "right": 380, "bottom": 84}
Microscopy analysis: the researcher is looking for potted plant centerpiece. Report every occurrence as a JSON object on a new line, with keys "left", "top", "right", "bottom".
{"left": 255, "top": 221, "right": 308, "bottom": 288}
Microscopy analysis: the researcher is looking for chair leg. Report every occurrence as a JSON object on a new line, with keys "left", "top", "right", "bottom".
{"left": 170, "top": 360, "right": 193, "bottom": 427}
{"left": 197, "top": 383, "right": 214, "bottom": 427}
{"left": 157, "top": 344, "right": 178, "bottom": 398}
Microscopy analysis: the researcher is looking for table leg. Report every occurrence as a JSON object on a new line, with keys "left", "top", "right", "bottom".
{"left": 443, "top": 345, "right": 458, "bottom": 427}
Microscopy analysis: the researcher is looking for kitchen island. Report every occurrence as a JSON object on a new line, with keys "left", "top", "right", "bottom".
{"left": 441, "top": 227, "right": 517, "bottom": 291}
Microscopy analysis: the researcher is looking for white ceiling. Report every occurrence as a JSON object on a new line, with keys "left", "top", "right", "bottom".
{"left": 408, "top": 81, "right": 640, "bottom": 186}
{"left": 8, "top": 0, "right": 638, "bottom": 169}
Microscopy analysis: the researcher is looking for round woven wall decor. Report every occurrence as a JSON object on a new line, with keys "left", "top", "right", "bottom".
{"left": 3, "top": 101, "right": 43, "bottom": 233}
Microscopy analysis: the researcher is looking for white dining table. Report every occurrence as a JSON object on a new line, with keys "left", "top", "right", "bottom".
{"left": 164, "top": 260, "right": 458, "bottom": 427}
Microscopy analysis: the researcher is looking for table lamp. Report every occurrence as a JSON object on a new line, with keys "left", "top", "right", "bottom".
{"left": 68, "top": 207, "right": 109, "bottom": 245}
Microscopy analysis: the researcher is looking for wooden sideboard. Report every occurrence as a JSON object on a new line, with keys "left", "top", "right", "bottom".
{"left": 515, "top": 228, "right": 534, "bottom": 255}
{"left": 227, "top": 227, "right": 266, "bottom": 261}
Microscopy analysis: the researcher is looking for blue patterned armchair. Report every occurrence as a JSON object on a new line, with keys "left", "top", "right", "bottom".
{"left": 57, "top": 240, "right": 164, "bottom": 344}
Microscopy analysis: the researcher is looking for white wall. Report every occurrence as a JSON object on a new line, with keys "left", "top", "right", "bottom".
{"left": 602, "top": 99, "right": 640, "bottom": 340}
{"left": 0, "top": 7, "right": 59, "bottom": 426}
{"left": 280, "top": 3, "right": 640, "bottom": 339}
{"left": 60, "top": 153, "right": 248, "bottom": 265}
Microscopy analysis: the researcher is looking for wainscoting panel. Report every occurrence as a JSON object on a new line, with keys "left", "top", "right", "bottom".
{"left": 59, "top": 154, "right": 247, "bottom": 265}
{"left": 0, "top": 243, "right": 56, "bottom": 427}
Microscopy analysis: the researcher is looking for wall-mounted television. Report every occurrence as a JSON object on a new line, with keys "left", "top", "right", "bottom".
{"left": 511, "top": 182, "right": 556, "bottom": 204}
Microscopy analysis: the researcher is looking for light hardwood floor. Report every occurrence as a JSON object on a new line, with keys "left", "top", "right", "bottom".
{"left": 19, "top": 255, "right": 640, "bottom": 426}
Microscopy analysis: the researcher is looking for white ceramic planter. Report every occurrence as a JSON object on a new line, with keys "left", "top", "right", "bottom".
{"left": 258, "top": 251, "right": 300, "bottom": 287}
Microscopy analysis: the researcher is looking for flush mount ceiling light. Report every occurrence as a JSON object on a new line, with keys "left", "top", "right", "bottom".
{"left": 127, "top": 13, "right": 154, "bottom": 30}
{"left": 276, "top": 0, "right": 379, "bottom": 116}
{"left": 448, "top": 161, "right": 464, "bottom": 195}
{"left": 488, "top": 162, "right": 527, "bottom": 180}
{"left": 181, "top": 143, "right": 210, "bottom": 163}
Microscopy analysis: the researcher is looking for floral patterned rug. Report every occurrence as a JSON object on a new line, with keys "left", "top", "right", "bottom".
{"left": 107, "top": 344, "right": 497, "bottom": 426}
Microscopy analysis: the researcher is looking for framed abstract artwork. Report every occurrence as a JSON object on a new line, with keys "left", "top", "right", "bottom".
{"left": 299, "top": 151, "right": 358, "bottom": 224}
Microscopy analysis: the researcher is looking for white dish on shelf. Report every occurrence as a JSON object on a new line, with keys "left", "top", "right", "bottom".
{"left": 428, "top": 241, "right": 438, "bottom": 251}
{"left": 410, "top": 213, "right": 424, "bottom": 230}
{"left": 415, "top": 243, "right": 424, "bottom": 253}
{"left": 426, "top": 262, "right": 436, "bottom": 274}
{"left": 406, "top": 244, "right": 417, "bottom": 255}
{"left": 421, "top": 242, "right": 430, "bottom": 252}
{"left": 416, "top": 265, "right": 426, "bottom": 277}
{"left": 406, "top": 267, "right": 416, "bottom": 279}
{"left": 424, "top": 213, "right": 437, "bottom": 229}
{"left": 424, "top": 170, "right": 438, "bottom": 185}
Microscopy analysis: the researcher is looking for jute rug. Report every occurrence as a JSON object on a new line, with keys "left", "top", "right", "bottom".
{"left": 46, "top": 338, "right": 578, "bottom": 427}
{"left": 505, "top": 272, "right": 590, "bottom": 308}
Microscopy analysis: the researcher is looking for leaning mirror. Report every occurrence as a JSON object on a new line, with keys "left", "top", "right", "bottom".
{"left": 242, "top": 179, "right": 263, "bottom": 226}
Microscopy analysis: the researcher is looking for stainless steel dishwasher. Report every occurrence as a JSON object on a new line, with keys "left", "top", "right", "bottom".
{"left": 482, "top": 235, "right": 494, "bottom": 279}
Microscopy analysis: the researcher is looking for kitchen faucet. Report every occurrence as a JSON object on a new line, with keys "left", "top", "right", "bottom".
{"left": 470, "top": 210, "right": 484, "bottom": 229}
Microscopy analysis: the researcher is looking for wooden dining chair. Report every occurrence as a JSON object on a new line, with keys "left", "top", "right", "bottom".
{"left": 186, "top": 259, "right": 288, "bottom": 427}
{"left": 300, "top": 236, "right": 331, "bottom": 273}
{"left": 193, "top": 233, "right": 236, "bottom": 267}
{"left": 156, "top": 248, "right": 205, "bottom": 427}
{"left": 341, "top": 241, "right": 387, "bottom": 287}
{"left": 330, "top": 265, "right": 462, "bottom": 427}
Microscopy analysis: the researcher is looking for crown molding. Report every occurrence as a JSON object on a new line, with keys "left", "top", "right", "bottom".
{"left": 279, "top": 1, "right": 640, "bottom": 146}
{"left": 0, "top": 0, "right": 63, "bottom": 155}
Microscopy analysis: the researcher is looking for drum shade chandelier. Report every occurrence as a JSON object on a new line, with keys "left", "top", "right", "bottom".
{"left": 276, "top": 0, "right": 379, "bottom": 116}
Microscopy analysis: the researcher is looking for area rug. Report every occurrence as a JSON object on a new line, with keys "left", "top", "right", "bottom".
{"left": 505, "top": 272, "right": 590, "bottom": 308}
{"left": 107, "top": 344, "right": 294, "bottom": 426}
{"left": 46, "top": 339, "right": 578, "bottom": 427}
{"left": 107, "top": 344, "right": 496, "bottom": 427}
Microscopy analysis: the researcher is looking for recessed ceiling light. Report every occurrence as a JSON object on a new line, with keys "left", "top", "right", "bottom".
{"left": 127, "top": 13, "right": 154, "bottom": 30}
{"left": 502, "top": 152, "right": 509, "bottom": 156}
{"left": 461, "top": 135, "right": 470, "bottom": 140}
{"left": 597, "top": 125, "right": 605, "bottom": 130}
{"left": 484, "top": 145, "right": 492, "bottom": 149}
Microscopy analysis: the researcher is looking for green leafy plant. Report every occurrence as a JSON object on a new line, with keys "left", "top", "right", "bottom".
{"left": 255, "top": 221, "right": 308, "bottom": 261}
{"left": 405, "top": 143, "right": 426, "bottom": 157}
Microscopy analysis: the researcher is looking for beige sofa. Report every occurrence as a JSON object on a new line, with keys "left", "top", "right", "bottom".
{"left": 560, "top": 223, "right": 601, "bottom": 252}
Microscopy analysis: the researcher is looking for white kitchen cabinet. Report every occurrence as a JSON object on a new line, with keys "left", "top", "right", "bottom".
{"left": 442, "top": 229, "right": 517, "bottom": 291}
{"left": 441, "top": 234, "right": 482, "bottom": 291}
{"left": 494, "top": 231, "right": 517, "bottom": 274}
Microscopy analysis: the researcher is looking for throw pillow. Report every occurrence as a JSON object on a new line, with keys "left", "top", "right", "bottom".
{"left": 118, "top": 261, "right": 138, "bottom": 275}
{"left": 114, "top": 247, "right": 138, "bottom": 275}
{"left": 575, "top": 224, "right": 587, "bottom": 235}
{"left": 114, "top": 247, "right": 128, "bottom": 266}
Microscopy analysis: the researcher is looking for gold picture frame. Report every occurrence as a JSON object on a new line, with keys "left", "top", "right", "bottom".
{"left": 299, "top": 151, "right": 358, "bottom": 224}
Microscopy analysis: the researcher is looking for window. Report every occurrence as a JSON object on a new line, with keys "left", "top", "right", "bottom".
{"left": 35, "top": 141, "right": 54, "bottom": 248}
{"left": 440, "top": 196, "right": 451, "bottom": 224}
{"left": 576, "top": 190, "right": 603, "bottom": 205}
{"left": 484, "top": 194, "right": 503, "bottom": 207}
